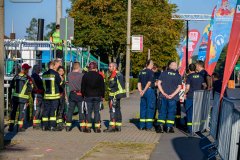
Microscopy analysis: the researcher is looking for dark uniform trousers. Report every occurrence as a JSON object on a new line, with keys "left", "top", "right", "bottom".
{"left": 57, "top": 93, "right": 65, "bottom": 126}
{"left": 42, "top": 99, "right": 59, "bottom": 128}
{"left": 10, "top": 97, "right": 27, "bottom": 128}
{"left": 32, "top": 94, "right": 44, "bottom": 127}
{"left": 66, "top": 92, "right": 85, "bottom": 128}
{"left": 140, "top": 88, "right": 156, "bottom": 129}
{"left": 85, "top": 97, "right": 101, "bottom": 129}
{"left": 108, "top": 98, "right": 122, "bottom": 129}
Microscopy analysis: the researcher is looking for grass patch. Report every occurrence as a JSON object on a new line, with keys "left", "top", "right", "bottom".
{"left": 80, "top": 142, "right": 155, "bottom": 160}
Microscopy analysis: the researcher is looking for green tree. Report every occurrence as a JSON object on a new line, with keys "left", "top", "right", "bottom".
{"left": 44, "top": 22, "right": 56, "bottom": 40}
{"left": 25, "top": 18, "right": 38, "bottom": 40}
{"left": 69, "top": 0, "right": 184, "bottom": 75}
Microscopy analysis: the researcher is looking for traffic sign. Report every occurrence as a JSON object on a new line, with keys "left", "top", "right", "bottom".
{"left": 235, "top": 64, "right": 240, "bottom": 71}
{"left": 131, "top": 35, "right": 143, "bottom": 52}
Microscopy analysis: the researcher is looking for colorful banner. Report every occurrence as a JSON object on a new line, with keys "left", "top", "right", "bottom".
{"left": 206, "top": 0, "right": 236, "bottom": 75}
{"left": 205, "top": 6, "right": 216, "bottom": 71}
{"left": 220, "top": 0, "right": 240, "bottom": 99}
{"left": 198, "top": 24, "right": 211, "bottom": 61}
{"left": 178, "top": 30, "right": 200, "bottom": 76}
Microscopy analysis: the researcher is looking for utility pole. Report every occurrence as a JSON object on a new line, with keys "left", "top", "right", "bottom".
{"left": 125, "top": 0, "right": 131, "bottom": 98}
{"left": 56, "top": 0, "right": 62, "bottom": 25}
{"left": 0, "top": 0, "right": 4, "bottom": 149}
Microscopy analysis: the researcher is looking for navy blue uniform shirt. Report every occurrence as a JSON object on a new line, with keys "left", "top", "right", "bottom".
{"left": 158, "top": 69, "right": 182, "bottom": 101}
{"left": 199, "top": 70, "right": 209, "bottom": 84}
{"left": 138, "top": 68, "right": 154, "bottom": 89}
{"left": 186, "top": 73, "right": 205, "bottom": 99}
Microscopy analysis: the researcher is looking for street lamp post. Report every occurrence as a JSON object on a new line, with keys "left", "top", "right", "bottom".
{"left": 0, "top": 0, "right": 4, "bottom": 149}
{"left": 125, "top": 0, "right": 131, "bottom": 98}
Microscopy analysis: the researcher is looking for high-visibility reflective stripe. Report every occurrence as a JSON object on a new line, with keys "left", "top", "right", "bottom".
{"left": 146, "top": 119, "right": 154, "bottom": 122}
{"left": 95, "top": 123, "right": 101, "bottom": 128}
{"left": 13, "top": 93, "right": 29, "bottom": 99}
{"left": 66, "top": 123, "right": 71, "bottom": 127}
{"left": 42, "top": 117, "right": 48, "bottom": 122}
{"left": 176, "top": 115, "right": 181, "bottom": 118}
{"left": 86, "top": 123, "right": 92, "bottom": 127}
{"left": 157, "top": 120, "right": 166, "bottom": 123}
{"left": 80, "top": 123, "right": 86, "bottom": 127}
{"left": 166, "top": 120, "right": 175, "bottom": 124}
{"left": 33, "top": 120, "right": 41, "bottom": 124}
{"left": 42, "top": 78, "right": 55, "bottom": 81}
{"left": 44, "top": 93, "right": 60, "bottom": 99}
{"left": 109, "top": 122, "right": 116, "bottom": 126}
{"left": 50, "top": 117, "right": 56, "bottom": 121}
{"left": 187, "top": 123, "right": 192, "bottom": 126}
{"left": 9, "top": 120, "right": 15, "bottom": 124}
{"left": 18, "top": 121, "right": 23, "bottom": 125}
{"left": 139, "top": 119, "right": 146, "bottom": 122}
{"left": 116, "top": 122, "right": 122, "bottom": 126}
{"left": 57, "top": 119, "right": 63, "bottom": 123}
{"left": 13, "top": 79, "right": 29, "bottom": 99}
{"left": 109, "top": 78, "right": 126, "bottom": 97}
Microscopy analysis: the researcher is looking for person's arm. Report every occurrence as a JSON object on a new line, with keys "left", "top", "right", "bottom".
{"left": 100, "top": 76, "right": 105, "bottom": 98}
{"left": 185, "top": 84, "right": 190, "bottom": 95}
{"left": 202, "top": 82, "right": 207, "bottom": 89}
{"left": 206, "top": 75, "right": 212, "bottom": 90}
{"left": 168, "top": 85, "right": 182, "bottom": 99}
{"left": 157, "top": 80, "right": 168, "bottom": 98}
{"left": 81, "top": 75, "right": 86, "bottom": 97}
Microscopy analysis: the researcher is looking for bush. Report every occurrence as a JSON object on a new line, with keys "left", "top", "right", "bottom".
{"left": 130, "top": 78, "right": 138, "bottom": 91}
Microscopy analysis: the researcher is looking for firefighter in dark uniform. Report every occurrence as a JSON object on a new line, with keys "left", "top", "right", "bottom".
{"left": 104, "top": 62, "right": 126, "bottom": 132}
{"left": 42, "top": 61, "right": 62, "bottom": 131}
{"left": 8, "top": 63, "right": 33, "bottom": 132}
{"left": 65, "top": 62, "right": 85, "bottom": 132}
{"left": 31, "top": 64, "right": 44, "bottom": 129}
{"left": 185, "top": 64, "right": 206, "bottom": 133}
{"left": 196, "top": 60, "right": 212, "bottom": 90}
{"left": 138, "top": 60, "right": 156, "bottom": 131}
{"left": 81, "top": 62, "right": 105, "bottom": 133}
{"left": 156, "top": 61, "right": 182, "bottom": 133}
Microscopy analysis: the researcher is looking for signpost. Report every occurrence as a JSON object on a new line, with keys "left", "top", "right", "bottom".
{"left": 131, "top": 35, "right": 143, "bottom": 52}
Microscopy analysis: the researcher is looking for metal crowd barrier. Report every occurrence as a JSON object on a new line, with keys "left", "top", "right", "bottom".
{"left": 216, "top": 98, "right": 240, "bottom": 160}
{"left": 210, "top": 93, "right": 221, "bottom": 140}
{"left": 192, "top": 90, "right": 211, "bottom": 133}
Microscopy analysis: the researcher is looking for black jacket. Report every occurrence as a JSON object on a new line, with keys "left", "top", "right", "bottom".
{"left": 81, "top": 71, "right": 105, "bottom": 98}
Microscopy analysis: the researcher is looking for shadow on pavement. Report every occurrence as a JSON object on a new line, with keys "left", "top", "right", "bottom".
{"left": 129, "top": 118, "right": 140, "bottom": 129}
{"left": 172, "top": 136, "right": 216, "bottom": 160}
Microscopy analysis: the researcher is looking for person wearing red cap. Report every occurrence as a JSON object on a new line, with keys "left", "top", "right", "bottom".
{"left": 81, "top": 61, "right": 105, "bottom": 133}
{"left": 8, "top": 63, "right": 33, "bottom": 132}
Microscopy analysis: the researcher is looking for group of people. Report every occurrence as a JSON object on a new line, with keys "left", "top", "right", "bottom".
{"left": 138, "top": 59, "right": 214, "bottom": 134}
{"left": 8, "top": 59, "right": 126, "bottom": 133}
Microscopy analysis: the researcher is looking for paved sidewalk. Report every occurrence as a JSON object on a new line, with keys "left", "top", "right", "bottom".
{"left": 1, "top": 92, "right": 161, "bottom": 160}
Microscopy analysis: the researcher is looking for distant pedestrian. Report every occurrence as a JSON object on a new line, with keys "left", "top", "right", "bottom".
{"left": 50, "top": 24, "right": 63, "bottom": 59}
{"left": 156, "top": 61, "right": 182, "bottom": 133}
{"left": 212, "top": 72, "right": 222, "bottom": 97}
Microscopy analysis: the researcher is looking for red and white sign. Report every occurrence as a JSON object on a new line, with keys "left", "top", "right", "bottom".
{"left": 132, "top": 35, "right": 143, "bottom": 52}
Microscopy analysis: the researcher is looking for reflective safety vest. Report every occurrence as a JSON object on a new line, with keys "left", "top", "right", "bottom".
{"left": 12, "top": 73, "right": 32, "bottom": 100}
{"left": 42, "top": 71, "right": 61, "bottom": 100}
{"left": 52, "top": 31, "right": 62, "bottom": 50}
{"left": 108, "top": 71, "right": 126, "bottom": 99}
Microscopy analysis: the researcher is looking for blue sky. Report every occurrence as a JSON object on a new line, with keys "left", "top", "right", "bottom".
{"left": 5, "top": 0, "right": 218, "bottom": 39}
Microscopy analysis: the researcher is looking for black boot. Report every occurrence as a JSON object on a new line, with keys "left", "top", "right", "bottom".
{"left": 156, "top": 125, "right": 164, "bottom": 133}
{"left": 115, "top": 127, "right": 121, "bottom": 132}
{"left": 166, "top": 127, "right": 174, "bottom": 133}
{"left": 84, "top": 128, "right": 91, "bottom": 133}
{"left": 94, "top": 128, "right": 101, "bottom": 133}
{"left": 42, "top": 126, "right": 50, "bottom": 131}
{"left": 8, "top": 124, "right": 14, "bottom": 132}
